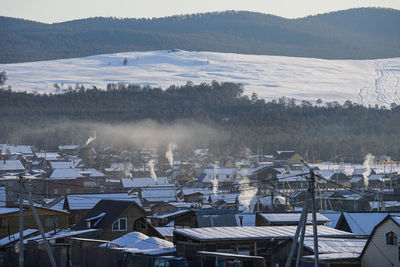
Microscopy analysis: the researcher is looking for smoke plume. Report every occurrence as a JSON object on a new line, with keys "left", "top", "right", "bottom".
{"left": 212, "top": 164, "right": 218, "bottom": 196}
{"left": 85, "top": 131, "right": 96, "bottom": 146}
{"left": 238, "top": 170, "right": 258, "bottom": 212}
{"left": 165, "top": 142, "right": 177, "bottom": 167}
{"left": 147, "top": 159, "right": 157, "bottom": 183}
{"left": 362, "top": 153, "right": 375, "bottom": 187}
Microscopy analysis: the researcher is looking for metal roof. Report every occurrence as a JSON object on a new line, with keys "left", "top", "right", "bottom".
{"left": 174, "top": 225, "right": 354, "bottom": 242}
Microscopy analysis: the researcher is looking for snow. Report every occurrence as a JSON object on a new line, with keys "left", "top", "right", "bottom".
{"left": 174, "top": 225, "right": 354, "bottom": 241}
{"left": 24, "top": 229, "right": 100, "bottom": 243}
{"left": 155, "top": 227, "right": 174, "bottom": 238}
{"left": 342, "top": 212, "right": 400, "bottom": 235}
{"left": 153, "top": 209, "right": 191, "bottom": 219}
{"left": 258, "top": 213, "right": 330, "bottom": 224}
{"left": 50, "top": 193, "right": 141, "bottom": 211}
{"left": 35, "top": 152, "right": 60, "bottom": 161}
{"left": 322, "top": 212, "right": 342, "bottom": 228}
{"left": 141, "top": 185, "right": 177, "bottom": 202}
{"left": 0, "top": 207, "right": 20, "bottom": 215}
{"left": 0, "top": 144, "right": 32, "bottom": 155}
{"left": 100, "top": 232, "right": 175, "bottom": 255}
{"left": 50, "top": 161, "right": 77, "bottom": 169}
{"left": 50, "top": 168, "right": 105, "bottom": 179}
{"left": 303, "top": 237, "right": 366, "bottom": 254}
{"left": 121, "top": 177, "right": 168, "bottom": 188}
{"left": 0, "top": 229, "right": 38, "bottom": 247}
{"left": 2, "top": 50, "right": 400, "bottom": 106}
{"left": 0, "top": 160, "right": 25, "bottom": 171}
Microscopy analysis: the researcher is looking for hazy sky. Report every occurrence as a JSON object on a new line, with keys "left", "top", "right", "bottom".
{"left": 2, "top": 0, "right": 400, "bottom": 23}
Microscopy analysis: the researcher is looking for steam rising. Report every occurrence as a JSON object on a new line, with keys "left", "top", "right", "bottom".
{"left": 165, "top": 142, "right": 177, "bottom": 167}
{"left": 212, "top": 164, "right": 218, "bottom": 196}
{"left": 238, "top": 170, "right": 258, "bottom": 212}
{"left": 85, "top": 131, "right": 96, "bottom": 146}
{"left": 237, "top": 148, "right": 258, "bottom": 211}
{"left": 147, "top": 159, "right": 157, "bottom": 183}
{"left": 362, "top": 153, "right": 375, "bottom": 187}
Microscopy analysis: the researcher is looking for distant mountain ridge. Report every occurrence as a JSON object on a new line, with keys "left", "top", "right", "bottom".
{"left": 1, "top": 8, "right": 399, "bottom": 63}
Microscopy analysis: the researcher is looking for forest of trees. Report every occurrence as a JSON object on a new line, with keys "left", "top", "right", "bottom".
{"left": 1, "top": 8, "right": 399, "bottom": 63}
{"left": 2, "top": 81, "right": 400, "bottom": 162}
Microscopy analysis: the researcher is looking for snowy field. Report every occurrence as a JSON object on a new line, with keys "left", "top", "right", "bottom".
{"left": 1, "top": 50, "right": 400, "bottom": 106}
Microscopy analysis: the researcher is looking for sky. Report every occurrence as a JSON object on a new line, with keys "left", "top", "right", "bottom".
{"left": 1, "top": 0, "right": 400, "bottom": 23}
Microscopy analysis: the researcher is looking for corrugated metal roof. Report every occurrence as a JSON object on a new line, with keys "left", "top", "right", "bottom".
{"left": 174, "top": 225, "right": 354, "bottom": 242}
{"left": 259, "top": 213, "right": 330, "bottom": 224}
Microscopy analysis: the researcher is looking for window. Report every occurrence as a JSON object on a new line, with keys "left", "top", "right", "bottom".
{"left": 0, "top": 217, "right": 6, "bottom": 228}
{"left": 386, "top": 231, "right": 397, "bottom": 246}
{"left": 135, "top": 219, "right": 146, "bottom": 230}
{"left": 53, "top": 189, "right": 58, "bottom": 194}
{"left": 66, "top": 188, "right": 71, "bottom": 194}
{"left": 112, "top": 218, "right": 127, "bottom": 231}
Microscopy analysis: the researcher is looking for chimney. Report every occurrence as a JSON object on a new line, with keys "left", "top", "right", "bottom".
{"left": 239, "top": 215, "right": 243, "bottom": 227}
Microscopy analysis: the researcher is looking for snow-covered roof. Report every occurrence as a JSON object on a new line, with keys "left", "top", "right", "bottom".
{"left": 50, "top": 161, "right": 77, "bottom": 169}
{"left": 322, "top": 212, "right": 342, "bottom": 228}
{"left": 101, "top": 232, "right": 175, "bottom": 255}
{"left": 303, "top": 237, "right": 366, "bottom": 254}
{"left": 155, "top": 227, "right": 174, "bottom": 238}
{"left": 50, "top": 168, "right": 83, "bottom": 179}
{"left": 121, "top": 177, "right": 168, "bottom": 188}
{"left": 341, "top": 212, "right": 400, "bottom": 235}
{"left": 24, "top": 229, "right": 100, "bottom": 244}
{"left": 0, "top": 207, "right": 20, "bottom": 215}
{"left": 369, "top": 201, "right": 400, "bottom": 209}
{"left": 174, "top": 225, "right": 354, "bottom": 242}
{"left": 0, "top": 144, "right": 32, "bottom": 155}
{"left": 0, "top": 229, "right": 38, "bottom": 247}
{"left": 303, "top": 252, "right": 361, "bottom": 262}
{"left": 51, "top": 193, "right": 141, "bottom": 211}
{"left": 141, "top": 185, "right": 177, "bottom": 202}
{"left": 49, "top": 168, "right": 105, "bottom": 179}
{"left": 58, "top": 145, "right": 80, "bottom": 151}
{"left": 0, "top": 160, "right": 25, "bottom": 171}
{"left": 35, "top": 152, "right": 60, "bottom": 160}
{"left": 235, "top": 214, "right": 255, "bottom": 226}
{"left": 258, "top": 213, "right": 330, "bottom": 224}
{"left": 153, "top": 209, "right": 191, "bottom": 219}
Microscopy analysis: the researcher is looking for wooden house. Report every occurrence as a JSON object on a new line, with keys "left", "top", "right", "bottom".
{"left": 0, "top": 205, "right": 69, "bottom": 239}
{"left": 73, "top": 199, "right": 161, "bottom": 240}
{"left": 361, "top": 215, "right": 400, "bottom": 267}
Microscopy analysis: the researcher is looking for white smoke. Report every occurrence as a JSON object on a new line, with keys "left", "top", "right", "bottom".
{"left": 165, "top": 142, "right": 177, "bottom": 167}
{"left": 362, "top": 153, "right": 375, "bottom": 187}
{"left": 85, "top": 131, "right": 96, "bottom": 146}
{"left": 238, "top": 170, "right": 258, "bottom": 212}
{"left": 147, "top": 159, "right": 158, "bottom": 183}
{"left": 212, "top": 164, "right": 218, "bottom": 195}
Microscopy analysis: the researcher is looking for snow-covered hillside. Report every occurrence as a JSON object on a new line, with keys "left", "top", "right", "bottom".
{"left": 1, "top": 50, "right": 400, "bottom": 105}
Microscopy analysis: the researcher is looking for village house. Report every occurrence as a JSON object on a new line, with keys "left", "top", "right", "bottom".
{"left": 47, "top": 192, "right": 141, "bottom": 226}
{"left": 73, "top": 199, "right": 161, "bottom": 240}
{"left": 360, "top": 215, "right": 400, "bottom": 267}
{"left": 174, "top": 225, "right": 354, "bottom": 266}
{"left": 0, "top": 205, "right": 69, "bottom": 239}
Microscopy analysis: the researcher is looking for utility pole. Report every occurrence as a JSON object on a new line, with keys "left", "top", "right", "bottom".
{"left": 18, "top": 174, "right": 24, "bottom": 267}
{"left": 24, "top": 181, "right": 57, "bottom": 267}
{"left": 285, "top": 161, "right": 319, "bottom": 267}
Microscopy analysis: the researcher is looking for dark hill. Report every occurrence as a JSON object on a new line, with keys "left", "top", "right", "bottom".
{"left": 1, "top": 8, "right": 399, "bottom": 63}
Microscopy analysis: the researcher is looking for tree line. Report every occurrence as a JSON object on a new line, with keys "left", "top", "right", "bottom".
{"left": 1, "top": 81, "right": 400, "bottom": 162}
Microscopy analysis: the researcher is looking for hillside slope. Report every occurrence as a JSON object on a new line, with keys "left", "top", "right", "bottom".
{"left": 2, "top": 50, "right": 400, "bottom": 106}
{"left": 1, "top": 8, "right": 399, "bottom": 63}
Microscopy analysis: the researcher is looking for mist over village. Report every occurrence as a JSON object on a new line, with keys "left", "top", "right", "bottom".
{"left": 1, "top": 1, "right": 400, "bottom": 267}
